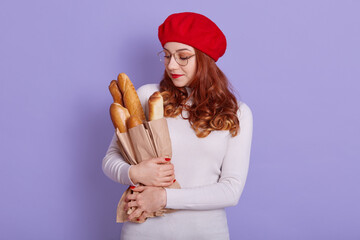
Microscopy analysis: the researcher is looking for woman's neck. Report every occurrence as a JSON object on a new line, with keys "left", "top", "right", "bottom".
{"left": 185, "top": 86, "right": 193, "bottom": 95}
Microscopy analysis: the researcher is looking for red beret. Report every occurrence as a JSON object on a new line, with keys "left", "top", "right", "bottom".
{"left": 158, "top": 12, "right": 227, "bottom": 62}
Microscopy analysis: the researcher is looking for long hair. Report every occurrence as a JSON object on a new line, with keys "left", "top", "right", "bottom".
{"left": 159, "top": 48, "right": 240, "bottom": 138}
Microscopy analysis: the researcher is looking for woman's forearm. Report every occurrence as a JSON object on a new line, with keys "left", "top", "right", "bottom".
{"left": 102, "top": 133, "right": 137, "bottom": 186}
{"left": 102, "top": 133, "right": 175, "bottom": 187}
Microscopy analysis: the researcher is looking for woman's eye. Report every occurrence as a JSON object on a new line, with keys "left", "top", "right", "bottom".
{"left": 164, "top": 55, "right": 170, "bottom": 58}
{"left": 179, "top": 56, "right": 190, "bottom": 60}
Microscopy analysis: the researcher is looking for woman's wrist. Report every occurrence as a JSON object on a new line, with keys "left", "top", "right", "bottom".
{"left": 161, "top": 187, "right": 167, "bottom": 208}
{"left": 129, "top": 165, "right": 139, "bottom": 185}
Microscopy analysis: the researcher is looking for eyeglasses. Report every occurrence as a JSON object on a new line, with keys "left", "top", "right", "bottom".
{"left": 157, "top": 50, "right": 195, "bottom": 66}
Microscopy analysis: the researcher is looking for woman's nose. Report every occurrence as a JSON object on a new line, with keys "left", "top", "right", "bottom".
{"left": 167, "top": 55, "right": 179, "bottom": 70}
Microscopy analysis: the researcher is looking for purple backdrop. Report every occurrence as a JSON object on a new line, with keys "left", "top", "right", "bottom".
{"left": 1, "top": 0, "right": 359, "bottom": 239}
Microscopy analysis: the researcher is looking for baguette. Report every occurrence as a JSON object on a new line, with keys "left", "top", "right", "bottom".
{"left": 117, "top": 73, "right": 146, "bottom": 122}
{"left": 108, "top": 80, "right": 124, "bottom": 105}
{"left": 126, "top": 115, "right": 143, "bottom": 129}
{"left": 148, "top": 91, "right": 164, "bottom": 121}
{"left": 109, "top": 103, "right": 130, "bottom": 133}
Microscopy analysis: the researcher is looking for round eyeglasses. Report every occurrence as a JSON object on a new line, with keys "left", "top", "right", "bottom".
{"left": 157, "top": 50, "right": 196, "bottom": 66}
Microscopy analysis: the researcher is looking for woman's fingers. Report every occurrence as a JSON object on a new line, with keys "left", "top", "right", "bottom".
{"left": 126, "top": 193, "right": 137, "bottom": 201}
{"left": 160, "top": 163, "right": 174, "bottom": 171}
{"left": 131, "top": 186, "right": 145, "bottom": 192}
{"left": 138, "top": 211, "right": 149, "bottom": 222}
{"left": 162, "top": 169, "right": 175, "bottom": 177}
{"left": 153, "top": 157, "right": 171, "bottom": 164}
{"left": 159, "top": 180, "right": 175, "bottom": 187}
{"left": 127, "top": 200, "right": 138, "bottom": 208}
{"left": 162, "top": 175, "right": 175, "bottom": 182}
{"left": 124, "top": 190, "right": 136, "bottom": 203}
{"left": 128, "top": 208, "right": 143, "bottom": 220}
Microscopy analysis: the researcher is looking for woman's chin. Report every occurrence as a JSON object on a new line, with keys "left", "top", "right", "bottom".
{"left": 171, "top": 80, "right": 186, "bottom": 88}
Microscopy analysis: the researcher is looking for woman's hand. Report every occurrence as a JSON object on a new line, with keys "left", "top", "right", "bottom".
{"left": 125, "top": 186, "right": 167, "bottom": 221}
{"left": 129, "top": 157, "right": 175, "bottom": 187}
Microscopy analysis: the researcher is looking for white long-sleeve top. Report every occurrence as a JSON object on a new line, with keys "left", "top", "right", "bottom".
{"left": 102, "top": 83, "right": 253, "bottom": 240}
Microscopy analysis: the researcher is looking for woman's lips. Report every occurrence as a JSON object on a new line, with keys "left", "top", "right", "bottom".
{"left": 171, "top": 74, "right": 183, "bottom": 79}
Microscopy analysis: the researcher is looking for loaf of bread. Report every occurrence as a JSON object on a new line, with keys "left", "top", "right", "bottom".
{"left": 148, "top": 91, "right": 164, "bottom": 121}
{"left": 108, "top": 80, "right": 124, "bottom": 105}
{"left": 126, "top": 115, "right": 143, "bottom": 129}
{"left": 117, "top": 73, "right": 146, "bottom": 122}
{"left": 109, "top": 103, "right": 130, "bottom": 133}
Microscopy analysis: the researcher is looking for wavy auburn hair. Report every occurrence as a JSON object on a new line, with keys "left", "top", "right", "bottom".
{"left": 159, "top": 48, "right": 240, "bottom": 138}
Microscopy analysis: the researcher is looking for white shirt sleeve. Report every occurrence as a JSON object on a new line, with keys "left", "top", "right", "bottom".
{"left": 165, "top": 102, "right": 253, "bottom": 210}
{"left": 102, "top": 133, "right": 138, "bottom": 186}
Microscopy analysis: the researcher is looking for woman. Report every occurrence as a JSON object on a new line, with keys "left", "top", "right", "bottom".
{"left": 102, "top": 12, "right": 253, "bottom": 239}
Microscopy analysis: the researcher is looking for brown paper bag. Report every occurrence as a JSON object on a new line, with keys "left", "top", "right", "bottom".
{"left": 115, "top": 118, "right": 181, "bottom": 223}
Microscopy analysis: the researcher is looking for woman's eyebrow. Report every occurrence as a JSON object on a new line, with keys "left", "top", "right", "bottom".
{"left": 163, "top": 48, "right": 193, "bottom": 52}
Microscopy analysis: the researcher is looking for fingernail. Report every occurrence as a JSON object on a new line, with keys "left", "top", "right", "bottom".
{"left": 130, "top": 186, "right": 135, "bottom": 189}
{"left": 173, "top": 179, "right": 176, "bottom": 183}
{"left": 137, "top": 218, "right": 140, "bottom": 221}
{"left": 165, "top": 158, "right": 171, "bottom": 161}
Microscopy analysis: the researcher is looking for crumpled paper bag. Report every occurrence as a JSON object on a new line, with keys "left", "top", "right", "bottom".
{"left": 115, "top": 118, "right": 181, "bottom": 223}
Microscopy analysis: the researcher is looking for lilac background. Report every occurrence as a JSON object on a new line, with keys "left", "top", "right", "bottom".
{"left": 1, "top": 0, "right": 359, "bottom": 239}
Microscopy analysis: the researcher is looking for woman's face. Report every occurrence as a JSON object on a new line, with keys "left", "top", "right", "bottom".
{"left": 163, "top": 42, "right": 197, "bottom": 88}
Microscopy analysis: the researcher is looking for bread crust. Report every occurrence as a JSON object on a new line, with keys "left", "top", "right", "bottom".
{"left": 148, "top": 91, "right": 164, "bottom": 121}
{"left": 126, "top": 115, "right": 143, "bottom": 129}
{"left": 110, "top": 103, "right": 130, "bottom": 133}
{"left": 108, "top": 80, "right": 123, "bottom": 105}
{"left": 117, "top": 73, "right": 146, "bottom": 122}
